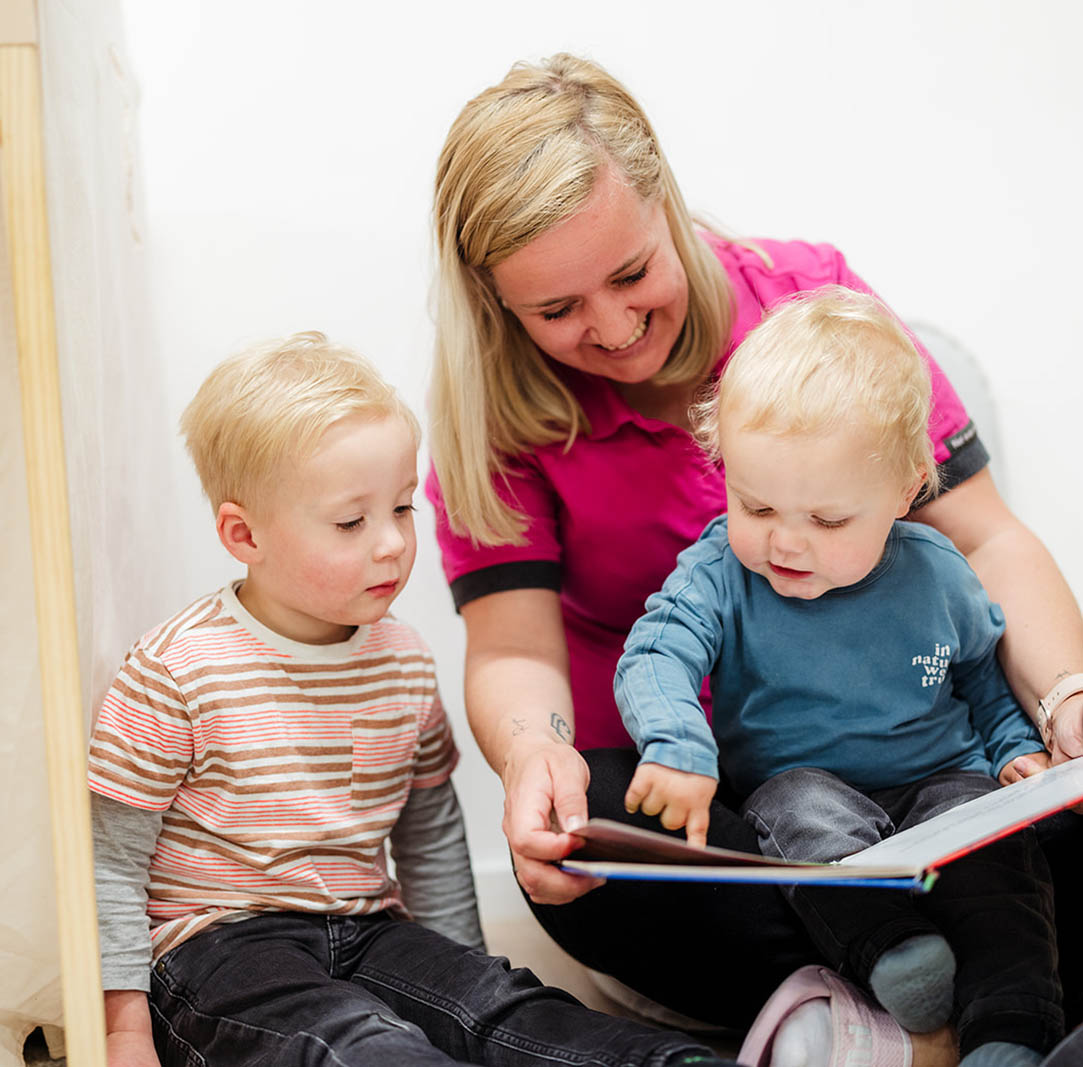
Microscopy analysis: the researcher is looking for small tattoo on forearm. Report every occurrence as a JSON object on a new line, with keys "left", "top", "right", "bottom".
{"left": 550, "top": 713, "right": 572, "bottom": 743}
{"left": 511, "top": 718, "right": 527, "bottom": 736}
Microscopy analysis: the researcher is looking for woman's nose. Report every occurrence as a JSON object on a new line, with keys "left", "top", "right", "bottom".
{"left": 587, "top": 296, "right": 639, "bottom": 350}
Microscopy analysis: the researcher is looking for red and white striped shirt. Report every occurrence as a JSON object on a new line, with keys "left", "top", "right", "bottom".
{"left": 88, "top": 584, "right": 457, "bottom": 959}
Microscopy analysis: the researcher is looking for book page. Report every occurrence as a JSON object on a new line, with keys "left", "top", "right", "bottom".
{"left": 560, "top": 759, "right": 1083, "bottom": 887}
{"left": 562, "top": 819, "right": 922, "bottom": 884}
{"left": 838, "top": 757, "right": 1083, "bottom": 869}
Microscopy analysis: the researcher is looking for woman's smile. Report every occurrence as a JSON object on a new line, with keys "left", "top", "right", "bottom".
{"left": 599, "top": 312, "right": 651, "bottom": 352}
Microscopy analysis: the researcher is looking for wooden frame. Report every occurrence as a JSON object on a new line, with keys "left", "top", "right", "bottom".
{"left": 1, "top": 3, "right": 107, "bottom": 1063}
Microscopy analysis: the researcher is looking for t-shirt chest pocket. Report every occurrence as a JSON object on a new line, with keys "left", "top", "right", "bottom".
{"left": 349, "top": 699, "right": 419, "bottom": 812}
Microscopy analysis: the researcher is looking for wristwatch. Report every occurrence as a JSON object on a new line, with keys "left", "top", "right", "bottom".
{"left": 1036, "top": 673, "right": 1083, "bottom": 748}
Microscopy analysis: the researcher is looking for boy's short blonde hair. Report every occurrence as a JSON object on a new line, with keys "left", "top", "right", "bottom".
{"left": 181, "top": 331, "right": 420, "bottom": 512}
{"left": 693, "top": 287, "right": 940, "bottom": 500}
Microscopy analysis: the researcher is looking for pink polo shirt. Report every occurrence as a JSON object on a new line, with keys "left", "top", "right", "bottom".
{"left": 426, "top": 237, "right": 986, "bottom": 751}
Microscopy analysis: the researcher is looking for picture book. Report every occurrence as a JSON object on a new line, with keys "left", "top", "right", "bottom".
{"left": 559, "top": 758, "right": 1083, "bottom": 892}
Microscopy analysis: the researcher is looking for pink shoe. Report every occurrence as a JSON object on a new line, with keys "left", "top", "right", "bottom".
{"left": 738, "top": 965, "right": 912, "bottom": 1067}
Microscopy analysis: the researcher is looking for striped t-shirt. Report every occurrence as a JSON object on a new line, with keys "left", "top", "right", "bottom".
{"left": 87, "top": 583, "right": 457, "bottom": 959}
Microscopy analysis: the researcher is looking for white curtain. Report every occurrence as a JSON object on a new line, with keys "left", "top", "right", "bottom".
{"left": 1, "top": 1, "right": 181, "bottom": 1061}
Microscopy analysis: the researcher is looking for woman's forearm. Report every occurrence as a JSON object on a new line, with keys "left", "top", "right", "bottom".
{"left": 461, "top": 588, "right": 576, "bottom": 777}
{"left": 967, "top": 522, "right": 1083, "bottom": 711}
{"left": 918, "top": 469, "right": 1083, "bottom": 754}
{"left": 459, "top": 588, "right": 601, "bottom": 902}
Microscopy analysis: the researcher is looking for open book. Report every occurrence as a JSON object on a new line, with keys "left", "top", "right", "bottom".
{"left": 560, "top": 758, "right": 1083, "bottom": 892}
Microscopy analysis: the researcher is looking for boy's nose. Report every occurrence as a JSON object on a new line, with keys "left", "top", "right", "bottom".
{"left": 374, "top": 524, "right": 406, "bottom": 559}
{"left": 769, "top": 525, "right": 805, "bottom": 556}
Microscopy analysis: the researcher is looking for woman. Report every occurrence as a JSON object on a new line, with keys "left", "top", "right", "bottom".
{"left": 426, "top": 52, "right": 1083, "bottom": 1057}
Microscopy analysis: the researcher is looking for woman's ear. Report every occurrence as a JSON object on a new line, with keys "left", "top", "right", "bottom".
{"left": 216, "top": 501, "right": 259, "bottom": 564}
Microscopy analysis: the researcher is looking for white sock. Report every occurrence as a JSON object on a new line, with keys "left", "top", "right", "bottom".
{"left": 958, "top": 1042, "right": 1043, "bottom": 1067}
{"left": 868, "top": 933, "right": 955, "bottom": 1032}
{"left": 769, "top": 998, "right": 834, "bottom": 1067}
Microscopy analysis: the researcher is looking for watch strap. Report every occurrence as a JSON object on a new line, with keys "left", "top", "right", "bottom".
{"left": 1037, "top": 673, "right": 1083, "bottom": 747}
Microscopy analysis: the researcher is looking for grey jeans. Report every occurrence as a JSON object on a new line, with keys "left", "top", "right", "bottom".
{"left": 742, "top": 766, "right": 1063, "bottom": 1056}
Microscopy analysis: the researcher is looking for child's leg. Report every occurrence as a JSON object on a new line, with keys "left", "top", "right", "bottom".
{"left": 332, "top": 913, "right": 732, "bottom": 1066}
{"left": 150, "top": 913, "right": 465, "bottom": 1066}
{"left": 891, "top": 769, "right": 1064, "bottom": 1059}
{"left": 742, "top": 767, "right": 954, "bottom": 1030}
{"left": 150, "top": 910, "right": 734, "bottom": 1067}
{"left": 743, "top": 768, "right": 945, "bottom": 978}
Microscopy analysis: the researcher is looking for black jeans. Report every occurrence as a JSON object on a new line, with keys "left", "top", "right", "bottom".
{"left": 743, "top": 766, "right": 1063, "bottom": 1056}
{"left": 149, "top": 910, "right": 732, "bottom": 1066}
{"left": 527, "top": 749, "right": 1083, "bottom": 1036}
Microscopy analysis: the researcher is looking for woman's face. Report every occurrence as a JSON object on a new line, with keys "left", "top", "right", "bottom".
{"left": 490, "top": 166, "right": 689, "bottom": 385}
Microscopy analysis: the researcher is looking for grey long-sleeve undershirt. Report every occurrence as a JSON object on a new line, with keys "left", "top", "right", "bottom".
{"left": 92, "top": 779, "right": 486, "bottom": 992}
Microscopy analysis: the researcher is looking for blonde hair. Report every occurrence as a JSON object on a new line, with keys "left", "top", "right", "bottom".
{"left": 181, "top": 331, "right": 420, "bottom": 512}
{"left": 692, "top": 286, "right": 940, "bottom": 500}
{"left": 430, "top": 53, "right": 732, "bottom": 545}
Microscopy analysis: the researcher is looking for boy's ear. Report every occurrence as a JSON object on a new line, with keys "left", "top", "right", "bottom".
{"left": 897, "top": 471, "right": 927, "bottom": 517}
{"left": 217, "top": 501, "right": 260, "bottom": 564}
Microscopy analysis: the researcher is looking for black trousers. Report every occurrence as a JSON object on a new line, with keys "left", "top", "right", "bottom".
{"left": 527, "top": 749, "right": 1083, "bottom": 1037}
{"left": 150, "top": 911, "right": 731, "bottom": 1066}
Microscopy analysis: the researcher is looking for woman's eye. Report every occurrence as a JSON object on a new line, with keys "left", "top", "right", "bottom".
{"left": 615, "top": 265, "right": 648, "bottom": 287}
{"left": 395, "top": 504, "right": 417, "bottom": 516}
{"left": 542, "top": 305, "right": 572, "bottom": 322}
{"left": 336, "top": 517, "right": 364, "bottom": 531}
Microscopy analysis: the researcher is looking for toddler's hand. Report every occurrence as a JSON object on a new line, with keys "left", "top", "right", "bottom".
{"left": 999, "top": 749, "right": 1052, "bottom": 786}
{"left": 1000, "top": 749, "right": 1083, "bottom": 813}
{"left": 624, "top": 763, "right": 716, "bottom": 849}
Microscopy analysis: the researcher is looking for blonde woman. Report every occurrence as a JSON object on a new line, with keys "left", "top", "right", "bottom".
{"left": 426, "top": 53, "right": 1083, "bottom": 1061}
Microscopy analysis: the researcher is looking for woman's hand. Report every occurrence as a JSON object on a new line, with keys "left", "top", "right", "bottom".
{"left": 1047, "top": 693, "right": 1083, "bottom": 765}
{"left": 502, "top": 736, "right": 605, "bottom": 903}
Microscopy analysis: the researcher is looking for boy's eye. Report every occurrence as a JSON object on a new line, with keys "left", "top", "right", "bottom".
{"left": 336, "top": 517, "right": 364, "bottom": 531}
{"left": 739, "top": 500, "right": 772, "bottom": 517}
{"left": 541, "top": 305, "right": 573, "bottom": 322}
{"left": 813, "top": 516, "right": 849, "bottom": 529}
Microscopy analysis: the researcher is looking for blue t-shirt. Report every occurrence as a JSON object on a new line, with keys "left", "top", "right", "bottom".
{"left": 615, "top": 517, "right": 1041, "bottom": 798}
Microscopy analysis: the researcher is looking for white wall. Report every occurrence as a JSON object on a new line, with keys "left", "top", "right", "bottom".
{"left": 118, "top": 0, "right": 1083, "bottom": 911}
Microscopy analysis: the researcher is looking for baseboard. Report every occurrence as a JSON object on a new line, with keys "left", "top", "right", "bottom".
{"left": 473, "top": 857, "right": 533, "bottom": 925}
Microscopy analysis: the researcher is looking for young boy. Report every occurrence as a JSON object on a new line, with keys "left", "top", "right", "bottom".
{"left": 88, "top": 332, "right": 735, "bottom": 1067}
{"left": 614, "top": 290, "right": 1063, "bottom": 1067}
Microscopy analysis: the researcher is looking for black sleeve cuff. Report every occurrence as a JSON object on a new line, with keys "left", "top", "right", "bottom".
{"left": 449, "top": 560, "right": 562, "bottom": 612}
{"left": 934, "top": 421, "right": 991, "bottom": 495}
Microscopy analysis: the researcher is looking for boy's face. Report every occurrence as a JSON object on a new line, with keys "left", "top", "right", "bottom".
{"left": 238, "top": 413, "right": 418, "bottom": 644}
{"left": 720, "top": 423, "right": 918, "bottom": 600}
